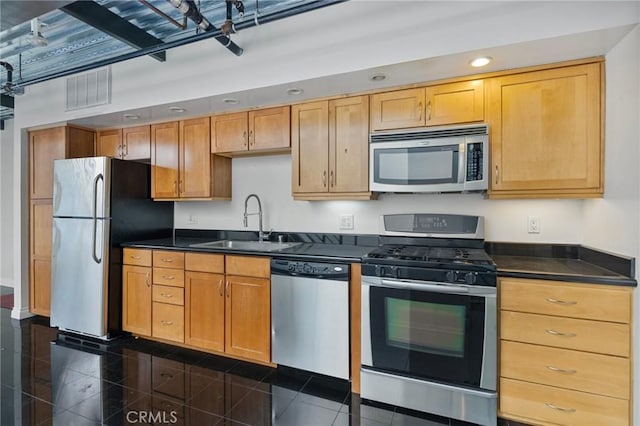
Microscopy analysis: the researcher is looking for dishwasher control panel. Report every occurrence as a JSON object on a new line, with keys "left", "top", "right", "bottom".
{"left": 271, "top": 259, "right": 349, "bottom": 281}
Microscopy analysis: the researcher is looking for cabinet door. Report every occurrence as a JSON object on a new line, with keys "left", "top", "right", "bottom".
{"left": 122, "top": 125, "right": 151, "bottom": 160}
{"left": 488, "top": 63, "right": 602, "bottom": 197}
{"left": 224, "top": 275, "right": 270, "bottom": 363}
{"left": 424, "top": 80, "right": 484, "bottom": 126}
{"left": 180, "top": 117, "right": 212, "bottom": 198}
{"left": 249, "top": 106, "right": 291, "bottom": 151}
{"left": 29, "top": 127, "right": 66, "bottom": 199}
{"left": 291, "top": 101, "right": 329, "bottom": 193}
{"left": 185, "top": 271, "right": 225, "bottom": 352}
{"left": 122, "top": 265, "right": 152, "bottom": 336}
{"left": 211, "top": 111, "right": 248, "bottom": 153}
{"left": 370, "top": 88, "right": 425, "bottom": 131}
{"left": 30, "top": 200, "right": 53, "bottom": 316}
{"left": 329, "top": 96, "right": 369, "bottom": 193}
{"left": 97, "top": 129, "right": 123, "bottom": 158}
{"left": 151, "top": 122, "right": 180, "bottom": 199}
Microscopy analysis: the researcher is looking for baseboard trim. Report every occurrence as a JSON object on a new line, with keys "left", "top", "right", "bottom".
{"left": 11, "top": 307, "right": 34, "bottom": 320}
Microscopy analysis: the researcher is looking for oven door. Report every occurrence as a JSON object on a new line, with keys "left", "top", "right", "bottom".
{"left": 361, "top": 276, "right": 496, "bottom": 390}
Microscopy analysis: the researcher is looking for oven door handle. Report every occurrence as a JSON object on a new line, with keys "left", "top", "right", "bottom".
{"left": 380, "top": 279, "right": 470, "bottom": 294}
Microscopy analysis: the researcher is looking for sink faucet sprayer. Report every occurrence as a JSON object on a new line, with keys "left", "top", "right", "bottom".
{"left": 243, "top": 194, "right": 271, "bottom": 241}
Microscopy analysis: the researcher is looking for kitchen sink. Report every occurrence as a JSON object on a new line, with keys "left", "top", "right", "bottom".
{"left": 189, "top": 240, "right": 301, "bottom": 252}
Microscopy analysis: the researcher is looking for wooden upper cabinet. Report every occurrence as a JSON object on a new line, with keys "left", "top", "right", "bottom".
{"left": 29, "top": 126, "right": 95, "bottom": 199}
{"left": 151, "top": 121, "right": 180, "bottom": 199}
{"left": 98, "top": 126, "right": 150, "bottom": 160}
{"left": 292, "top": 97, "right": 371, "bottom": 199}
{"left": 424, "top": 80, "right": 484, "bottom": 126}
{"left": 122, "top": 125, "right": 151, "bottom": 160}
{"left": 212, "top": 106, "right": 290, "bottom": 154}
{"left": 152, "top": 119, "right": 231, "bottom": 200}
{"left": 370, "top": 88, "right": 425, "bottom": 131}
{"left": 97, "top": 129, "right": 122, "bottom": 158}
{"left": 249, "top": 106, "right": 290, "bottom": 151}
{"left": 370, "top": 81, "right": 484, "bottom": 131}
{"left": 329, "top": 96, "right": 369, "bottom": 193}
{"left": 211, "top": 111, "right": 248, "bottom": 153}
{"left": 488, "top": 62, "right": 603, "bottom": 198}
{"left": 180, "top": 117, "right": 212, "bottom": 198}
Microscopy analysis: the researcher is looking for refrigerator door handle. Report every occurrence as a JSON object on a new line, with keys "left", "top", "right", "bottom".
{"left": 92, "top": 173, "right": 104, "bottom": 264}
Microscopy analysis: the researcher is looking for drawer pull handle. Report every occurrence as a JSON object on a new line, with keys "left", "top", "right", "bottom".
{"left": 160, "top": 373, "right": 174, "bottom": 379}
{"left": 546, "top": 297, "right": 577, "bottom": 305}
{"left": 546, "top": 365, "right": 577, "bottom": 374}
{"left": 545, "top": 329, "right": 576, "bottom": 338}
{"left": 161, "top": 258, "right": 174, "bottom": 263}
{"left": 162, "top": 276, "right": 175, "bottom": 280}
{"left": 160, "top": 293, "right": 173, "bottom": 298}
{"left": 160, "top": 320, "right": 174, "bottom": 325}
{"left": 544, "top": 402, "right": 576, "bottom": 413}
{"left": 130, "top": 255, "right": 141, "bottom": 259}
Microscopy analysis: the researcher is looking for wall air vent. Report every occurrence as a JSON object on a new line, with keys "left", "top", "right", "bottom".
{"left": 66, "top": 67, "right": 111, "bottom": 111}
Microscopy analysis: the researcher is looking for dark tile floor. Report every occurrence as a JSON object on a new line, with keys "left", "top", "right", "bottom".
{"left": 1, "top": 295, "right": 514, "bottom": 426}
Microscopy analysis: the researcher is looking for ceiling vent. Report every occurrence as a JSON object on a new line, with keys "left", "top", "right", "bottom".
{"left": 66, "top": 67, "right": 111, "bottom": 111}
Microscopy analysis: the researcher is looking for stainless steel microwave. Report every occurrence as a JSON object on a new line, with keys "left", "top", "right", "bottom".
{"left": 369, "top": 124, "right": 489, "bottom": 193}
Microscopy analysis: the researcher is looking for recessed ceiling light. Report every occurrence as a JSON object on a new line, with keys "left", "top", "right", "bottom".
{"left": 223, "top": 98, "right": 238, "bottom": 104}
{"left": 122, "top": 114, "right": 139, "bottom": 120}
{"left": 286, "top": 88, "right": 303, "bottom": 96}
{"left": 470, "top": 56, "right": 492, "bottom": 67}
{"left": 369, "top": 73, "right": 387, "bottom": 82}
{"left": 169, "top": 106, "right": 186, "bottom": 113}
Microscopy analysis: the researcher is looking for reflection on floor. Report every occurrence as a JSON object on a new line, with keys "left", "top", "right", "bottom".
{"left": 1, "top": 305, "right": 501, "bottom": 426}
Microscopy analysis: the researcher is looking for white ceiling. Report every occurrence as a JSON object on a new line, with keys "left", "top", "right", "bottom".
{"left": 21, "top": 1, "right": 639, "bottom": 130}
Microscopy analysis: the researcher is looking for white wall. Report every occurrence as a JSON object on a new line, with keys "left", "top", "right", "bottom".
{"left": 174, "top": 154, "right": 583, "bottom": 243}
{"left": 0, "top": 120, "right": 14, "bottom": 288}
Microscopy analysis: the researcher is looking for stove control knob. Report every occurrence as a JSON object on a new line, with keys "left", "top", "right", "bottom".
{"left": 375, "top": 265, "right": 385, "bottom": 277}
{"left": 465, "top": 272, "right": 477, "bottom": 285}
{"left": 287, "top": 264, "right": 295, "bottom": 272}
{"left": 390, "top": 266, "right": 399, "bottom": 279}
{"left": 446, "top": 270, "right": 457, "bottom": 282}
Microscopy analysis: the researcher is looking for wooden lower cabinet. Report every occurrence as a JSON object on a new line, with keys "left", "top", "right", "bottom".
{"left": 185, "top": 270, "right": 225, "bottom": 351}
{"left": 30, "top": 258, "right": 51, "bottom": 316}
{"left": 152, "top": 302, "right": 185, "bottom": 343}
{"left": 122, "top": 264, "right": 152, "bottom": 336}
{"left": 224, "top": 274, "right": 271, "bottom": 363}
{"left": 499, "top": 278, "right": 632, "bottom": 426}
{"left": 29, "top": 199, "right": 53, "bottom": 316}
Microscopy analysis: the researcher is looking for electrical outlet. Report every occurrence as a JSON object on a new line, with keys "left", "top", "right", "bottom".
{"left": 339, "top": 214, "right": 354, "bottom": 230}
{"left": 527, "top": 216, "right": 540, "bottom": 234}
{"left": 187, "top": 215, "right": 198, "bottom": 224}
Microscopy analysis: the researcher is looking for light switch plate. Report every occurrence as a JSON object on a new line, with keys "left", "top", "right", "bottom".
{"left": 339, "top": 214, "right": 354, "bottom": 230}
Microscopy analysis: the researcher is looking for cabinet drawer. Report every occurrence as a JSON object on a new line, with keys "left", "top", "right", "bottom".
{"left": 500, "top": 341, "right": 629, "bottom": 399}
{"left": 225, "top": 255, "right": 270, "bottom": 278}
{"left": 152, "top": 358, "right": 185, "bottom": 399}
{"left": 185, "top": 252, "right": 224, "bottom": 273}
{"left": 500, "top": 378, "right": 628, "bottom": 426}
{"left": 152, "top": 285, "right": 184, "bottom": 306}
{"left": 500, "top": 278, "right": 631, "bottom": 323}
{"left": 123, "top": 248, "right": 152, "bottom": 267}
{"left": 500, "top": 311, "right": 630, "bottom": 357}
{"left": 153, "top": 250, "right": 185, "bottom": 269}
{"left": 152, "top": 302, "right": 184, "bottom": 343}
{"left": 153, "top": 268, "right": 184, "bottom": 287}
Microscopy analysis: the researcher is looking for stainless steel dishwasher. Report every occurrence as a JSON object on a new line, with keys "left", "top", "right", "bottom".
{"left": 271, "top": 259, "right": 350, "bottom": 380}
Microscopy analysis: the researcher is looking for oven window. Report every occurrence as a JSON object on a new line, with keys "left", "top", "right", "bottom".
{"left": 385, "top": 298, "right": 465, "bottom": 358}
{"left": 369, "top": 286, "right": 485, "bottom": 387}
{"left": 374, "top": 146, "right": 458, "bottom": 185}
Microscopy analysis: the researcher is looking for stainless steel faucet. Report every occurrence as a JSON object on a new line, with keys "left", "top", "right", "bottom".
{"left": 243, "top": 194, "right": 269, "bottom": 241}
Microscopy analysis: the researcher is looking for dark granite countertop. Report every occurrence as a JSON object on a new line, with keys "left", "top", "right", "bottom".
{"left": 486, "top": 242, "right": 636, "bottom": 286}
{"left": 122, "top": 229, "right": 377, "bottom": 263}
{"left": 122, "top": 230, "right": 637, "bottom": 286}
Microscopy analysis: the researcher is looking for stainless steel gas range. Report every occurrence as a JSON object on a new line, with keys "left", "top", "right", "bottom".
{"left": 361, "top": 214, "right": 497, "bottom": 426}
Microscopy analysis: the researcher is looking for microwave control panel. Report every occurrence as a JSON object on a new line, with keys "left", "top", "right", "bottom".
{"left": 466, "top": 143, "right": 484, "bottom": 181}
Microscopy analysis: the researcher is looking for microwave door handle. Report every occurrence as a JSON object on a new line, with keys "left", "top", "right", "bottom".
{"left": 458, "top": 144, "right": 466, "bottom": 183}
{"left": 381, "top": 279, "right": 470, "bottom": 294}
